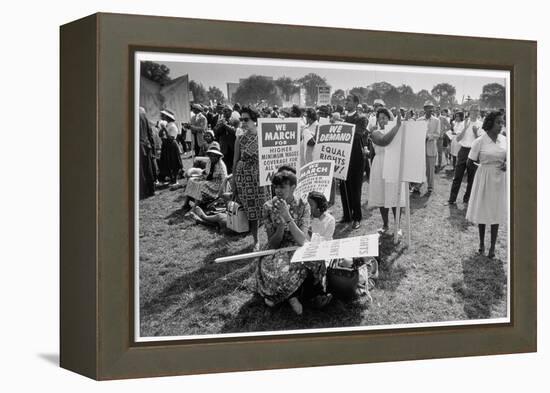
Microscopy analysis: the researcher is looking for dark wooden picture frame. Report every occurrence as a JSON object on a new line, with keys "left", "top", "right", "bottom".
{"left": 60, "top": 12, "right": 537, "bottom": 380}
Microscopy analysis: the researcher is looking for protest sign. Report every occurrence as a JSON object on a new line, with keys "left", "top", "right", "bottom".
{"left": 383, "top": 120, "right": 427, "bottom": 183}
{"left": 258, "top": 118, "right": 301, "bottom": 186}
{"left": 317, "top": 86, "right": 331, "bottom": 106}
{"left": 291, "top": 234, "right": 379, "bottom": 263}
{"left": 295, "top": 160, "right": 334, "bottom": 203}
{"left": 312, "top": 122, "right": 356, "bottom": 180}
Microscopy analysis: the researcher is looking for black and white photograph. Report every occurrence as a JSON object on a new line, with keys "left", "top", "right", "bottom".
{"left": 135, "top": 52, "right": 510, "bottom": 341}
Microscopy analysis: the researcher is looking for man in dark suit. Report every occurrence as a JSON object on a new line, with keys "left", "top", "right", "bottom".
{"left": 341, "top": 94, "right": 368, "bottom": 230}
{"left": 213, "top": 105, "right": 237, "bottom": 174}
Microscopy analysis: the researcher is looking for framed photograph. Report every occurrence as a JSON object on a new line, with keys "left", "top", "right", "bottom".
{"left": 60, "top": 13, "right": 537, "bottom": 380}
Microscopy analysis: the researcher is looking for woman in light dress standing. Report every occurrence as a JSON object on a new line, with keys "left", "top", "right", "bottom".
{"left": 465, "top": 111, "right": 507, "bottom": 258}
{"left": 367, "top": 108, "right": 406, "bottom": 233}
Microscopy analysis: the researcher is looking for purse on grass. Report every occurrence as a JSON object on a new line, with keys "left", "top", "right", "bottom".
{"left": 226, "top": 200, "right": 249, "bottom": 233}
{"left": 326, "top": 259, "right": 360, "bottom": 300}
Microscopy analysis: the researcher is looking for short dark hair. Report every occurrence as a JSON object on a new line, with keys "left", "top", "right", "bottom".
{"left": 272, "top": 170, "right": 297, "bottom": 187}
{"left": 305, "top": 107, "right": 318, "bottom": 122}
{"left": 376, "top": 107, "right": 392, "bottom": 120}
{"left": 307, "top": 191, "right": 329, "bottom": 214}
{"left": 276, "top": 165, "right": 297, "bottom": 175}
{"left": 290, "top": 104, "right": 302, "bottom": 117}
{"left": 482, "top": 111, "right": 502, "bottom": 132}
{"left": 454, "top": 111, "right": 464, "bottom": 121}
{"left": 241, "top": 105, "right": 260, "bottom": 122}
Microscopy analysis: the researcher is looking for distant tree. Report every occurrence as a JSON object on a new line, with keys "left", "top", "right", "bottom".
{"left": 275, "top": 77, "right": 299, "bottom": 102}
{"left": 479, "top": 83, "right": 506, "bottom": 109}
{"left": 189, "top": 80, "right": 208, "bottom": 104}
{"left": 349, "top": 87, "right": 369, "bottom": 103}
{"left": 330, "top": 89, "right": 347, "bottom": 107}
{"left": 431, "top": 83, "right": 457, "bottom": 108}
{"left": 140, "top": 61, "right": 171, "bottom": 85}
{"left": 396, "top": 84, "right": 416, "bottom": 109}
{"left": 382, "top": 86, "right": 401, "bottom": 109}
{"left": 296, "top": 73, "right": 329, "bottom": 106}
{"left": 365, "top": 88, "right": 381, "bottom": 104}
{"left": 368, "top": 82, "right": 395, "bottom": 97}
{"left": 207, "top": 86, "right": 225, "bottom": 104}
{"left": 234, "top": 75, "right": 281, "bottom": 107}
{"left": 415, "top": 89, "right": 436, "bottom": 109}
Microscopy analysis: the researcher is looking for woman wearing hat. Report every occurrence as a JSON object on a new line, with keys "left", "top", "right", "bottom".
{"left": 232, "top": 106, "right": 271, "bottom": 251}
{"left": 181, "top": 142, "right": 227, "bottom": 210}
{"left": 198, "top": 130, "right": 215, "bottom": 157}
{"left": 158, "top": 109, "right": 183, "bottom": 185}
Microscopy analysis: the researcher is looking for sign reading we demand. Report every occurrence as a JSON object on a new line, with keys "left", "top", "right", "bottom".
{"left": 312, "top": 122, "right": 356, "bottom": 180}
{"left": 258, "top": 118, "right": 301, "bottom": 186}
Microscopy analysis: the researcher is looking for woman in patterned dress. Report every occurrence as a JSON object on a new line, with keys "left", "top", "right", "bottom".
{"left": 181, "top": 142, "right": 227, "bottom": 209}
{"left": 232, "top": 106, "right": 270, "bottom": 251}
{"left": 256, "top": 171, "right": 311, "bottom": 315}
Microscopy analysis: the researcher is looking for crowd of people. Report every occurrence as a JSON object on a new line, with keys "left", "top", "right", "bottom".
{"left": 139, "top": 93, "right": 508, "bottom": 314}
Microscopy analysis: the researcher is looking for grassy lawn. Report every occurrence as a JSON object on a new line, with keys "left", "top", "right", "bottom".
{"left": 139, "top": 158, "right": 508, "bottom": 337}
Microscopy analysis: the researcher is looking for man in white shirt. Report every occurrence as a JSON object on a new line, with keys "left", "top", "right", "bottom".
{"left": 413, "top": 101, "right": 440, "bottom": 195}
{"left": 436, "top": 108, "right": 452, "bottom": 172}
{"left": 446, "top": 104, "right": 483, "bottom": 205}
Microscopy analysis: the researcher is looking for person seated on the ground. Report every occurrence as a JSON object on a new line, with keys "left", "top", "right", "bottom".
{"left": 198, "top": 130, "right": 215, "bottom": 156}
{"left": 256, "top": 171, "right": 331, "bottom": 315}
{"left": 187, "top": 175, "right": 233, "bottom": 230}
{"left": 307, "top": 191, "right": 335, "bottom": 241}
{"left": 181, "top": 142, "right": 227, "bottom": 211}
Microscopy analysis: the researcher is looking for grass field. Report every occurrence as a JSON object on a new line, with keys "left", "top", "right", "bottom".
{"left": 138, "top": 158, "right": 508, "bottom": 337}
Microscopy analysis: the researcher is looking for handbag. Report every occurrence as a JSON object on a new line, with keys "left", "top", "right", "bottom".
{"left": 326, "top": 259, "right": 360, "bottom": 300}
{"left": 226, "top": 200, "right": 250, "bottom": 233}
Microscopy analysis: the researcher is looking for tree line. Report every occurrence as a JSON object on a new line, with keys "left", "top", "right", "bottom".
{"left": 141, "top": 61, "right": 506, "bottom": 110}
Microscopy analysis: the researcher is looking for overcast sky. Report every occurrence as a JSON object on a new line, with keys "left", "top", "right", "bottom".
{"left": 155, "top": 57, "right": 506, "bottom": 104}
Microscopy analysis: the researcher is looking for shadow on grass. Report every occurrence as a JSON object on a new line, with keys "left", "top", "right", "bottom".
{"left": 220, "top": 292, "right": 367, "bottom": 334}
{"left": 141, "top": 245, "right": 253, "bottom": 317}
{"left": 446, "top": 205, "right": 474, "bottom": 232}
{"left": 452, "top": 253, "right": 506, "bottom": 319}
{"left": 376, "top": 234, "right": 408, "bottom": 291}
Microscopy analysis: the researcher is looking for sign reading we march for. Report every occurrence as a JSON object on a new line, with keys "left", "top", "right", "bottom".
{"left": 312, "top": 122, "right": 356, "bottom": 180}
{"left": 295, "top": 160, "right": 334, "bottom": 203}
{"left": 258, "top": 118, "right": 301, "bottom": 186}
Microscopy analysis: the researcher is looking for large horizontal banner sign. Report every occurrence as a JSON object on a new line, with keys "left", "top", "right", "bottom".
{"left": 291, "top": 234, "right": 379, "bottom": 263}
{"left": 295, "top": 160, "right": 334, "bottom": 203}
{"left": 258, "top": 118, "right": 301, "bottom": 186}
{"left": 312, "top": 122, "right": 356, "bottom": 180}
{"left": 383, "top": 120, "right": 427, "bottom": 183}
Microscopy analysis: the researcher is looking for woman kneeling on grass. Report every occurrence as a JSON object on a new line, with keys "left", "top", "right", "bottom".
{"left": 181, "top": 142, "right": 227, "bottom": 211}
{"left": 256, "top": 172, "right": 331, "bottom": 315}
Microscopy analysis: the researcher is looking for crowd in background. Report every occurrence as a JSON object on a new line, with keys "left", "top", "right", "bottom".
{"left": 139, "top": 93, "right": 508, "bottom": 313}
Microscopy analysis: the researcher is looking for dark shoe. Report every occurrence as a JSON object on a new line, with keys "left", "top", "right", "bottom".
{"left": 311, "top": 294, "right": 333, "bottom": 309}
{"left": 478, "top": 246, "right": 485, "bottom": 255}
{"left": 488, "top": 248, "right": 495, "bottom": 258}
{"left": 352, "top": 220, "right": 361, "bottom": 230}
{"left": 338, "top": 217, "right": 351, "bottom": 224}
